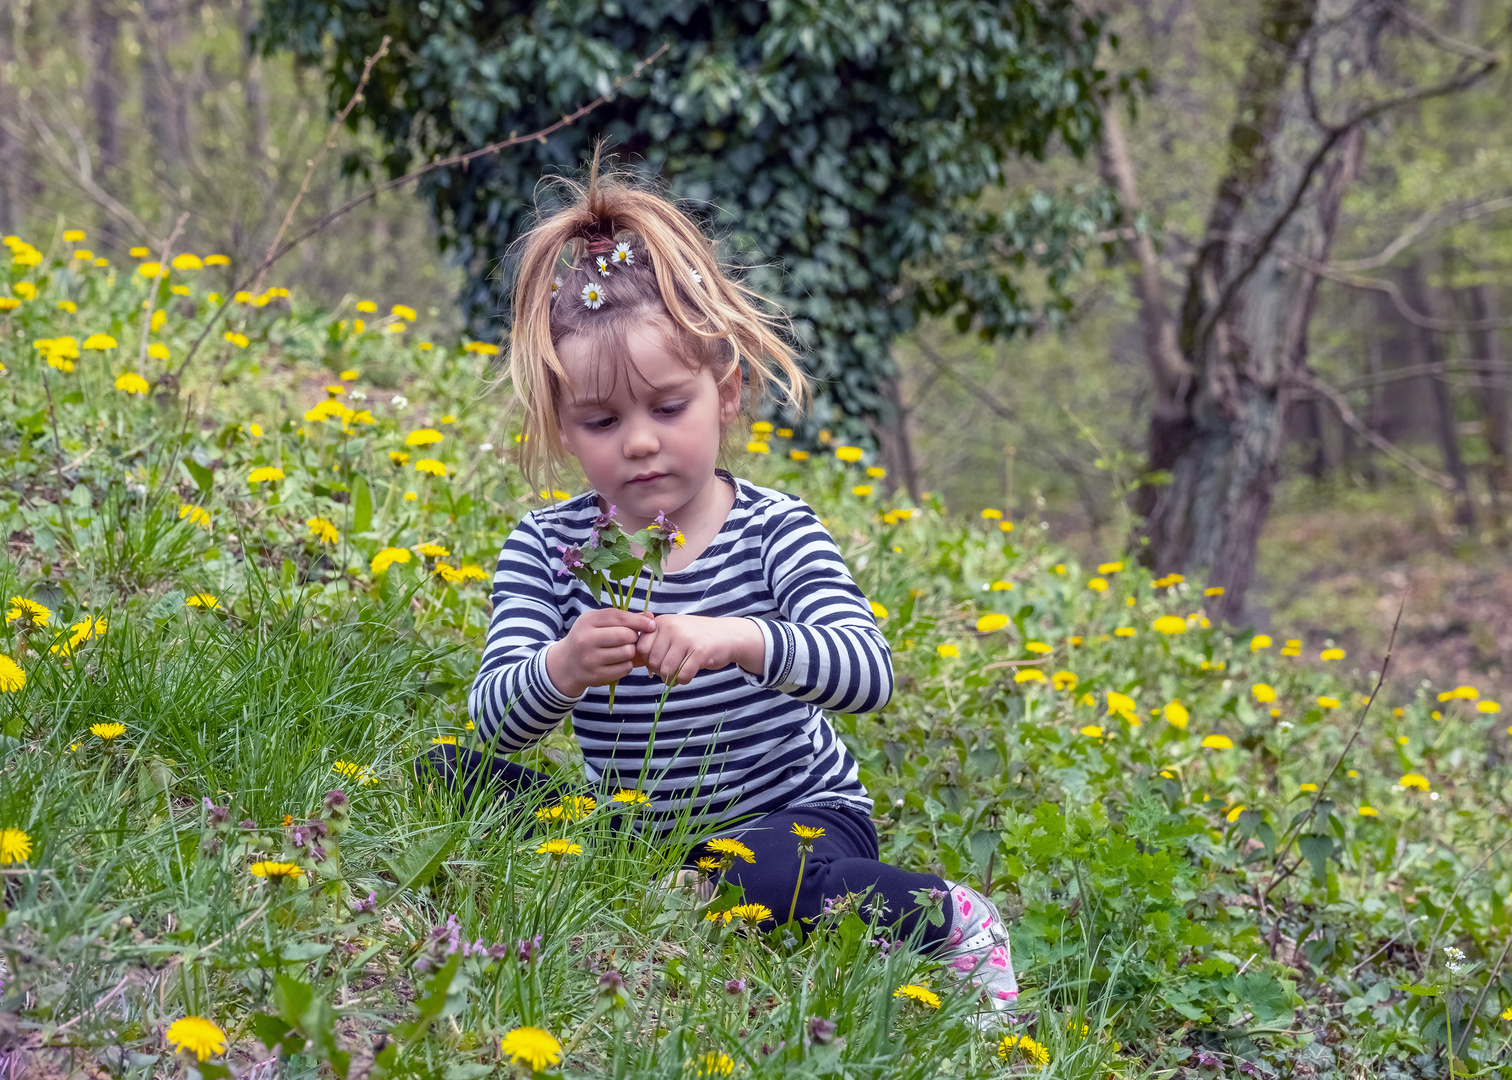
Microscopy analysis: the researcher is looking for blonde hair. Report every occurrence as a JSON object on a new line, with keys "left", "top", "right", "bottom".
{"left": 507, "top": 156, "right": 809, "bottom": 485}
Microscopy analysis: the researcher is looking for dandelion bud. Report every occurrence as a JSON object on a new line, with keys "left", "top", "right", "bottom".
{"left": 808, "top": 1016, "right": 837, "bottom": 1045}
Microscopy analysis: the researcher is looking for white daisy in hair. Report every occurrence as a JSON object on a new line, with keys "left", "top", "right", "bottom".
{"left": 550, "top": 276, "right": 563, "bottom": 297}
{"left": 596, "top": 256, "right": 611, "bottom": 276}
{"left": 612, "top": 241, "right": 634, "bottom": 266}
{"left": 689, "top": 267, "right": 703, "bottom": 285}
{"left": 581, "top": 283, "right": 606, "bottom": 310}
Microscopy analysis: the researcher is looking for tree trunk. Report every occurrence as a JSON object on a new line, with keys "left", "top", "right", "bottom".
{"left": 238, "top": 0, "right": 267, "bottom": 172}
{"left": 1466, "top": 283, "right": 1507, "bottom": 534}
{"left": 1403, "top": 260, "right": 1474, "bottom": 528}
{"left": 1137, "top": 0, "right": 1372, "bottom": 623}
{"left": 139, "top": 0, "right": 182, "bottom": 174}
{"left": 878, "top": 376, "right": 922, "bottom": 504}
{"left": 0, "top": 4, "right": 21, "bottom": 234}
{"left": 89, "top": 0, "right": 120, "bottom": 199}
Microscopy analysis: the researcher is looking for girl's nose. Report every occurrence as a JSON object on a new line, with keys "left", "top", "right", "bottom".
{"left": 622, "top": 415, "right": 660, "bottom": 458}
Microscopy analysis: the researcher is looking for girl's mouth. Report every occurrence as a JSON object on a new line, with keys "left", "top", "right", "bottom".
{"left": 628, "top": 473, "right": 666, "bottom": 485}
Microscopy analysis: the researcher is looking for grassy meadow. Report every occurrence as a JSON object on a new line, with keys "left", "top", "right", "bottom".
{"left": 2, "top": 230, "right": 1510, "bottom": 1079}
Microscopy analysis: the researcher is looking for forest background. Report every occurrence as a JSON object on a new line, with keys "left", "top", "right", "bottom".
{"left": 2, "top": 0, "right": 1510, "bottom": 682}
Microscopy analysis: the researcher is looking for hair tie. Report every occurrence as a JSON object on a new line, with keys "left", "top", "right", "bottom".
{"left": 584, "top": 235, "right": 618, "bottom": 255}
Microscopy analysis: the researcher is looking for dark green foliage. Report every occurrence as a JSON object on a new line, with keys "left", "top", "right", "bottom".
{"left": 257, "top": 0, "right": 1123, "bottom": 435}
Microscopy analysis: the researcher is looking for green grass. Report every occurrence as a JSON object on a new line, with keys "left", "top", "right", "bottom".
{"left": 3, "top": 236, "right": 1512, "bottom": 1078}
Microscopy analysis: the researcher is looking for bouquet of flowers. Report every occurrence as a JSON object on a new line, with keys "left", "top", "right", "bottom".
{"left": 557, "top": 505, "right": 682, "bottom": 707}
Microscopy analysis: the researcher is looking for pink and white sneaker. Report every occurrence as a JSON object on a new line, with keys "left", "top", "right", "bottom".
{"left": 934, "top": 881, "right": 1019, "bottom": 1025}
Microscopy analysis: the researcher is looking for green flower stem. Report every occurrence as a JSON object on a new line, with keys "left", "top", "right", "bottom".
{"left": 787, "top": 849, "right": 808, "bottom": 926}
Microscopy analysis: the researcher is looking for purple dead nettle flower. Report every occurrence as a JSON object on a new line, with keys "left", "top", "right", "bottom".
{"left": 1238, "top": 1065, "right": 1262, "bottom": 1077}
{"left": 808, "top": 1016, "right": 837, "bottom": 1046}
{"left": 725, "top": 978, "right": 746, "bottom": 994}
{"left": 556, "top": 544, "right": 585, "bottom": 578}
{"left": 325, "top": 788, "right": 348, "bottom": 810}
{"left": 597, "top": 969, "right": 628, "bottom": 1006}
{"left": 238, "top": 818, "right": 257, "bottom": 830}
{"left": 517, "top": 934, "right": 544, "bottom": 963}
{"left": 1195, "top": 1052, "right": 1221, "bottom": 1068}
{"left": 352, "top": 891, "right": 378, "bottom": 915}
{"left": 592, "top": 504, "right": 618, "bottom": 531}
{"left": 202, "top": 797, "right": 230, "bottom": 826}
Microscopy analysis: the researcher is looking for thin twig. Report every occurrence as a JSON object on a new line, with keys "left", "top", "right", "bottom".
{"left": 252, "top": 37, "right": 392, "bottom": 293}
{"left": 1261, "top": 594, "right": 1405, "bottom": 908}
{"left": 1423, "top": 830, "right": 1512, "bottom": 970}
{"left": 1292, "top": 370, "right": 1456, "bottom": 490}
{"left": 175, "top": 42, "right": 671, "bottom": 382}
{"left": 1454, "top": 933, "right": 1512, "bottom": 1060}
{"left": 137, "top": 213, "right": 189, "bottom": 375}
{"left": 51, "top": 972, "right": 134, "bottom": 1035}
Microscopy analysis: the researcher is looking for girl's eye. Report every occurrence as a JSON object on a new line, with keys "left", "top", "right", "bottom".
{"left": 656, "top": 402, "right": 689, "bottom": 418}
{"left": 584, "top": 416, "right": 616, "bottom": 431}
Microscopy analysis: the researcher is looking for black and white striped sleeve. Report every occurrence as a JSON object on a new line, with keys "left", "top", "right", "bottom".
{"left": 468, "top": 515, "right": 584, "bottom": 753}
{"left": 739, "top": 499, "right": 894, "bottom": 714}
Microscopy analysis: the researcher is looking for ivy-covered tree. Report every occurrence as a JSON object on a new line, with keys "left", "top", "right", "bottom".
{"left": 259, "top": 0, "right": 1122, "bottom": 437}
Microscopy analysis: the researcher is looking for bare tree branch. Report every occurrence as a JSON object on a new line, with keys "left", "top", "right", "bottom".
{"left": 174, "top": 41, "right": 672, "bottom": 380}
{"left": 1196, "top": 49, "right": 1498, "bottom": 356}
{"left": 13, "top": 99, "right": 156, "bottom": 245}
{"left": 252, "top": 35, "right": 391, "bottom": 292}
{"left": 1291, "top": 369, "right": 1455, "bottom": 489}
{"left": 1329, "top": 194, "right": 1512, "bottom": 272}
{"left": 1276, "top": 246, "right": 1512, "bottom": 330}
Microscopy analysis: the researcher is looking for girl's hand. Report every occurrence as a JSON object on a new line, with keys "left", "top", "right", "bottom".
{"left": 633, "top": 614, "right": 766, "bottom": 687}
{"left": 546, "top": 608, "right": 657, "bottom": 698}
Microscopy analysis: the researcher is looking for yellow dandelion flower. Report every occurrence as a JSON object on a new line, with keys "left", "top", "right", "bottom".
{"left": 990, "top": 580, "right": 1014, "bottom": 591}
{"left": 391, "top": 304, "right": 417, "bottom": 321}
{"left": 1478, "top": 701, "right": 1501, "bottom": 714}
{"left": 1015, "top": 669, "right": 1046, "bottom": 684}
{"left": 307, "top": 517, "right": 340, "bottom": 545}
{"left": 705, "top": 837, "right": 756, "bottom": 864}
{"left": 790, "top": 449, "right": 809, "bottom": 461}
{"left": 1317, "top": 696, "right": 1341, "bottom": 710}
{"left": 5, "top": 597, "right": 50, "bottom": 627}
{"left": 178, "top": 504, "right": 211, "bottom": 529}
{"left": 1052, "top": 670, "right": 1078, "bottom": 691}
{"left": 869, "top": 600, "right": 889, "bottom": 619}
{"left": 1201, "top": 734, "right": 1233, "bottom": 750}
{"left": 1152, "top": 615, "right": 1186, "bottom": 635}
{"left": 249, "top": 861, "right": 304, "bottom": 879}
{"left": 1165, "top": 699, "right": 1190, "bottom": 729}
{"left": 936, "top": 643, "right": 960, "bottom": 658}
{"left": 975, "top": 613, "right": 1008, "bottom": 633}
{"left": 114, "top": 372, "right": 150, "bottom": 395}
{"left": 792, "top": 824, "right": 826, "bottom": 840}
{"left": 747, "top": 440, "right": 770, "bottom": 454}
{"left": 0, "top": 828, "right": 32, "bottom": 864}
{"left": 1114, "top": 627, "right": 1136, "bottom": 637}
{"left": 415, "top": 542, "right": 450, "bottom": 558}
{"left": 166, "top": 1016, "right": 226, "bottom": 1061}
{"left": 1024, "top": 640, "right": 1052, "bottom": 654}
{"left": 1088, "top": 577, "right": 1108, "bottom": 592}
{"left": 171, "top": 253, "right": 203, "bottom": 271}
{"left": 414, "top": 459, "right": 447, "bottom": 477}
{"left": 371, "top": 547, "right": 413, "bottom": 574}
{"left": 83, "top": 333, "right": 118, "bottom": 350}
{"left": 406, "top": 428, "right": 444, "bottom": 447}
{"left": 1106, "top": 691, "right": 1137, "bottom": 716}
{"left": 1399, "top": 773, "right": 1430, "bottom": 791}
{"left": 1359, "top": 806, "right": 1378, "bottom": 817}
{"left": 458, "top": 565, "right": 490, "bottom": 582}
{"left": 1225, "top": 805, "right": 1246, "bottom": 823}
{"left": 536, "top": 839, "right": 583, "bottom": 857}
{"left": 184, "top": 594, "right": 220, "bottom": 609}
{"left": 247, "top": 466, "right": 284, "bottom": 483}
{"left": 63, "top": 229, "right": 86, "bottom": 242}
{"left": 389, "top": 450, "right": 410, "bottom": 466}
{"left": 998, "top": 1034, "right": 1050, "bottom": 1066}
{"left": 1081, "top": 725, "right": 1105, "bottom": 739}
{"left": 612, "top": 789, "right": 650, "bottom": 805}
{"left": 1097, "top": 561, "right": 1123, "bottom": 574}
{"left": 981, "top": 508, "right": 1003, "bottom": 520}
{"left": 91, "top": 722, "right": 127, "bottom": 740}
{"left": 695, "top": 1051, "right": 735, "bottom": 1077}
{"left": 1204, "top": 586, "right": 1225, "bottom": 597}
{"left": 730, "top": 902, "right": 773, "bottom": 923}
{"left": 834, "top": 445, "right": 864, "bottom": 463}
{"left": 500, "top": 1027, "right": 562, "bottom": 1072}
{"left": 1252, "top": 683, "right": 1276, "bottom": 704}
{"left": 13, "top": 282, "right": 35, "bottom": 300}
{"left": 893, "top": 984, "right": 941, "bottom": 1009}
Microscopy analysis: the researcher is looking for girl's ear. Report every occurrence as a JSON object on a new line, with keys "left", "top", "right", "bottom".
{"left": 716, "top": 364, "right": 743, "bottom": 425}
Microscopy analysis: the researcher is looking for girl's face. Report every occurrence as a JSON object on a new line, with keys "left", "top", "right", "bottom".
{"left": 556, "top": 322, "right": 741, "bottom": 529}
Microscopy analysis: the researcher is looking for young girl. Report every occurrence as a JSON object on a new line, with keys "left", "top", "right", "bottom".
{"left": 422, "top": 167, "right": 1018, "bottom": 1021}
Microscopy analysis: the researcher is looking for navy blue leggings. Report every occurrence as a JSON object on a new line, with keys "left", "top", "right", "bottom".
{"left": 418, "top": 744, "right": 954, "bottom": 947}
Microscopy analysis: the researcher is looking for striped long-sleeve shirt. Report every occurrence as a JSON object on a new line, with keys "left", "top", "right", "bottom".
{"left": 469, "top": 469, "right": 891, "bottom": 831}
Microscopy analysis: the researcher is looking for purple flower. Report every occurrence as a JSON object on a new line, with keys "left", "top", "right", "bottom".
{"left": 1196, "top": 1052, "right": 1221, "bottom": 1068}
{"left": 238, "top": 818, "right": 257, "bottom": 830}
{"left": 325, "top": 788, "right": 348, "bottom": 810}
{"left": 726, "top": 978, "right": 747, "bottom": 994}
{"left": 202, "top": 797, "right": 230, "bottom": 826}
{"left": 556, "top": 544, "right": 585, "bottom": 578}
{"left": 516, "top": 934, "right": 543, "bottom": 963}
{"left": 808, "top": 1016, "right": 836, "bottom": 1045}
{"left": 593, "top": 505, "right": 618, "bottom": 531}
{"left": 1238, "top": 1065, "right": 1262, "bottom": 1077}
{"left": 352, "top": 891, "right": 378, "bottom": 915}
{"left": 488, "top": 943, "right": 512, "bottom": 961}
{"left": 598, "top": 969, "right": 627, "bottom": 1001}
